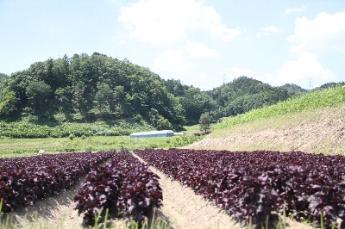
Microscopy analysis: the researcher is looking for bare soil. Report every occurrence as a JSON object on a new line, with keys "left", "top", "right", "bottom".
{"left": 188, "top": 106, "right": 345, "bottom": 155}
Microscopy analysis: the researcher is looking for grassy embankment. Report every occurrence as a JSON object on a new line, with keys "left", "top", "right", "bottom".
{"left": 0, "top": 135, "right": 200, "bottom": 158}
{"left": 190, "top": 86, "right": 345, "bottom": 154}
{"left": 216, "top": 86, "right": 345, "bottom": 130}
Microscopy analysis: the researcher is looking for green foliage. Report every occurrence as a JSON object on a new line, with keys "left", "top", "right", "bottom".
{"left": 26, "top": 81, "right": 53, "bottom": 118}
{"left": 68, "top": 133, "right": 75, "bottom": 140}
{"left": 0, "top": 120, "right": 151, "bottom": 138}
{"left": 0, "top": 54, "right": 317, "bottom": 135}
{"left": 199, "top": 112, "right": 211, "bottom": 134}
{"left": 0, "top": 90, "right": 18, "bottom": 118}
{"left": 209, "top": 76, "right": 294, "bottom": 119}
{"left": 156, "top": 116, "right": 173, "bottom": 130}
{"left": 279, "top": 83, "right": 307, "bottom": 97}
{"left": 0, "top": 53, "right": 185, "bottom": 130}
{"left": 0, "top": 73, "right": 8, "bottom": 94}
{"left": 216, "top": 86, "right": 345, "bottom": 130}
{"left": 94, "top": 82, "right": 114, "bottom": 113}
{"left": 313, "top": 82, "right": 345, "bottom": 91}
{"left": 165, "top": 79, "right": 215, "bottom": 124}
{"left": 0, "top": 73, "right": 8, "bottom": 81}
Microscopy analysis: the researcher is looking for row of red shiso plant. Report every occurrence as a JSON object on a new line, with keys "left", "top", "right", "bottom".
{"left": 0, "top": 152, "right": 113, "bottom": 212}
{"left": 135, "top": 149, "right": 345, "bottom": 228}
{"left": 74, "top": 151, "right": 163, "bottom": 226}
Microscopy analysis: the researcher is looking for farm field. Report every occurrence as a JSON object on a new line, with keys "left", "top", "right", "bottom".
{"left": 0, "top": 152, "right": 112, "bottom": 213}
{"left": 2, "top": 149, "right": 343, "bottom": 228}
{"left": 136, "top": 149, "right": 345, "bottom": 228}
{"left": 1, "top": 0, "right": 345, "bottom": 228}
{"left": 0, "top": 135, "right": 200, "bottom": 157}
{"left": 0, "top": 87, "right": 344, "bottom": 228}
{"left": 0, "top": 151, "right": 167, "bottom": 228}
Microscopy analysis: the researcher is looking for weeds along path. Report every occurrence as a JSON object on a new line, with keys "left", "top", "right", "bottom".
{"left": 133, "top": 153, "right": 239, "bottom": 229}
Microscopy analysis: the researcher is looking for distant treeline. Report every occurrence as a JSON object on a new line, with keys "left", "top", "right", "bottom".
{"left": 0, "top": 52, "right": 341, "bottom": 130}
{"left": 165, "top": 76, "right": 307, "bottom": 123}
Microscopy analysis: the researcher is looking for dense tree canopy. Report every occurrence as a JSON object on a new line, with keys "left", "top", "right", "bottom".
{"left": 0, "top": 73, "right": 8, "bottom": 93}
{"left": 0, "top": 53, "right": 307, "bottom": 130}
{"left": 279, "top": 83, "right": 307, "bottom": 97}
{"left": 313, "top": 82, "right": 345, "bottom": 91}
{"left": 165, "top": 79, "right": 215, "bottom": 124}
{"left": 0, "top": 53, "right": 185, "bottom": 129}
{"left": 0, "top": 73, "right": 7, "bottom": 81}
{"left": 208, "top": 77, "right": 298, "bottom": 119}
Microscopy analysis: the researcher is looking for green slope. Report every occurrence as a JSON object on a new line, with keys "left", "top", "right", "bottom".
{"left": 215, "top": 86, "right": 345, "bottom": 130}
{"left": 189, "top": 86, "right": 345, "bottom": 155}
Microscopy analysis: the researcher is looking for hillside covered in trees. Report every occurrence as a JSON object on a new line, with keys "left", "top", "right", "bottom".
{"left": 0, "top": 53, "right": 308, "bottom": 133}
{"left": 0, "top": 53, "right": 186, "bottom": 130}
{"left": 208, "top": 77, "right": 301, "bottom": 120}
{"left": 164, "top": 77, "right": 306, "bottom": 124}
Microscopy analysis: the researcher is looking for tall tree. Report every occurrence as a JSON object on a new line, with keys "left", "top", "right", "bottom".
{"left": 199, "top": 112, "right": 211, "bottom": 134}
{"left": 26, "top": 81, "right": 53, "bottom": 119}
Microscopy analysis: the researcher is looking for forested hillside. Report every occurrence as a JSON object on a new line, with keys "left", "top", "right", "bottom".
{"left": 164, "top": 79, "right": 215, "bottom": 124}
{"left": 165, "top": 77, "right": 305, "bottom": 124}
{"left": 0, "top": 53, "right": 306, "bottom": 133}
{"left": 313, "top": 82, "right": 345, "bottom": 91}
{"left": 279, "top": 83, "right": 307, "bottom": 96}
{"left": 208, "top": 77, "right": 302, "bottom": 120}
{"left": 0, "top": 73, "right": 8, "bottom": 81}
{"left": 0, "top": 53, "right": 185, "bottom": 130}
{"left": 0, "top": 73, "right": 8, "bottom": 91}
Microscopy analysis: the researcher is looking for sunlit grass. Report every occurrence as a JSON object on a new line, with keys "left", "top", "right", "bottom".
{"left": 0, "top": 135, "right": 201, "bottom": 158}
{"left": 215, "top": 87, "right": 345, "bottom": 130}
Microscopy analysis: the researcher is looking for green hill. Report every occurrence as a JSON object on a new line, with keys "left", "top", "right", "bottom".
{"left": 313, "top": 82, "right": 345, "bottom": 91}
{"left": 216, "top": 86, "right": 345, "bottom": 129}
{"left": 279, "top": 83, "right": 307, "bottom": 96}
{"left": 189, "top": 86, "right": 345, "bottom": 155}
{"left": 0, "top": 73, "right": 8, "bottom": 94}
{"left": 0, "top": 53, "right": 185, "bottom": 132}
{"left": 165, "top": 76, "right": 303, "bottom": 124}
{"left": 0, "top": 53, "right": 304, "bottom": 138}
{"left": 207, "top": 76, "right": 299, "bottom": 120}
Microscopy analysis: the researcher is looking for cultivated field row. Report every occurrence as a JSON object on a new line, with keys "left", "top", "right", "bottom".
{"left": 1, "top": 150, "right": 345, "bottom": 228}
{"left": 136, "top": 149, "right": 345, "bottom": 228}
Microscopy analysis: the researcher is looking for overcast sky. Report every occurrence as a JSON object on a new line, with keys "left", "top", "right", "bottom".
{"left": 1, "top": 0, "right": 345, "bottom": 89}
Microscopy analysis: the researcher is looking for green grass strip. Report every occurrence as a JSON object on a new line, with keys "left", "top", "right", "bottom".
{"left": 215, "top": 86, "right": 345, "bottom": 130}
